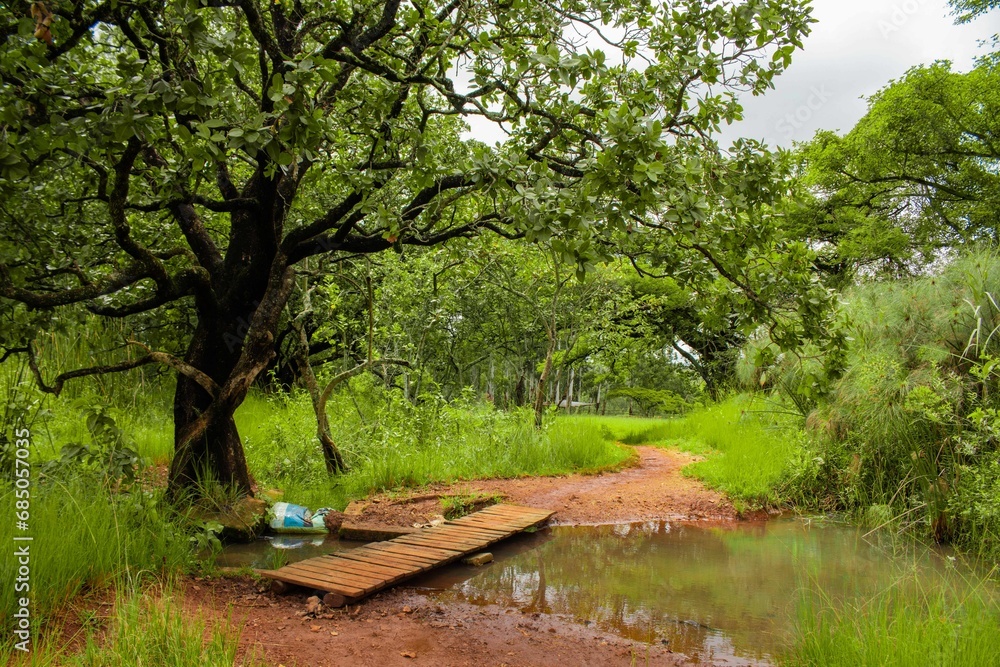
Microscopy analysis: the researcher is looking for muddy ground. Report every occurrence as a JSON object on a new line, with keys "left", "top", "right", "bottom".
{"left": 184, "top": 446, "right": 759, "bottom": 666}
{"left": 351, "top": 446, "right": 737, "bottom": 527}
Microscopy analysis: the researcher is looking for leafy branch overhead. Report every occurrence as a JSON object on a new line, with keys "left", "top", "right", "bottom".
{"left": 0, "top": 0, "right": 818, "bottom": 496}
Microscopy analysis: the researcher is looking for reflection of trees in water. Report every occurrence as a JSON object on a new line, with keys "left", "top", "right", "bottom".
{"left": 444, "top": 521, "right": 966, "bottom": 661}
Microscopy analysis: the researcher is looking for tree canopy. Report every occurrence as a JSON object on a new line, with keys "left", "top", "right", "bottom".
{"left": 0, "top": 0, "right": 816, "bottom": 497}
{"left": 791, "top": 60, "right": 1000, "bottom": 278}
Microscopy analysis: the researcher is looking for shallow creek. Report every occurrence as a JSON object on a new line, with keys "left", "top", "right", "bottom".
{"left": 219, "top": 518, "right": 977, "bottom": 665}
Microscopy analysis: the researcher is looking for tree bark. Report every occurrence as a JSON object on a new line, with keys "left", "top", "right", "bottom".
{"left": 168, "top": 324, "right": 254, "bottom": 496}
{"left": 533, "top": 330, "right": 556, "bottom": 429}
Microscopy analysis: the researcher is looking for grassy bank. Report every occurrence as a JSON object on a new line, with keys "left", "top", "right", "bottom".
{"left": 1, "top": 378, "right": 631, "bottom": 641}
{"left": 0, "top": 479, "right": 192, "bottom": 634}
{"left": 570, "top": 396, "right": 805, "bottom": 511}
{"left": 235, "top": 381, "right": 631, "bottom": 508}
{"left": 787, "top": 568, "right": 1000, "bottom": 667}
{"left": 1, "top": 582, "right": 260, "bottom": 667}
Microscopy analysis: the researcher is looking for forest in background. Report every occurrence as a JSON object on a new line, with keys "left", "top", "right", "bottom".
{"left": 2, "top": 0, "right": 1000, "bottom": 664}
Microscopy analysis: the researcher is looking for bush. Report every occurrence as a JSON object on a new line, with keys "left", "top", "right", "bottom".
{"left": 745, "top": 250, "right": 1000, "bottom": 554}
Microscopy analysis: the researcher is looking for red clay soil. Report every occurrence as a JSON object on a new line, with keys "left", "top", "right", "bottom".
{"left": 36, "top": 446, "right": 752, "bottom": 666}
{"left": 353, "top": 446, "right": 738, "bottom": 527}
{"left": 181, "top": 445, "right": 749, "bottom": 667}
{"left": 185, "top": 576, "right": 695, "bottom": 667}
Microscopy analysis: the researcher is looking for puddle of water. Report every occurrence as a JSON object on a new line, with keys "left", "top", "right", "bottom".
{"left": 403, "top": 519, "right": 980, "bottom": 665}
{"left": 216, "top": 534, "right": 364, "bottom": 569}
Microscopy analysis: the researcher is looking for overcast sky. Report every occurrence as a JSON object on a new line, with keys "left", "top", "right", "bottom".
{"left": 463, "top": 1, "right": 999, "bottom": 149}
{"left": 721, "top": 0, "right": 1000, "bottom": 148}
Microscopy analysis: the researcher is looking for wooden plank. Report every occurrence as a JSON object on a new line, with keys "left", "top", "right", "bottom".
{"left": 321, "top": 554, "right": 416, "bottom": 577}
{"left": 366, "top": 541, "right": 459, "bottom": 562}
{"left": 393, "top": 534, "right": 483, "bottom": 551}
{"left": 418, "top": 526, "right": 510, "bottom": 544}
{"left": 335, "top": 551, "right": 428, "bottom": 575}
{"left": 418, "top": 525, "right": 507, "bottom": 540}
{"left": 371, "top": 537, "right": 464, "bottom": 562}
{"left": 455, "top": 507, "right": 536, "bottom": 520}
{"left": 440, "top": 523, "right": 510, "bottom": 538}
{"left": 451, "top": 516, "right": 527, "bottom": 530}
{"left": 320, "top": 557, "right": 411, "bottom": 585}
{"left": 284, "top": 562, "right": 383, "bottom": 591}
{"left": 262, "top": 569, "right": 366, "bottom": 597}
{"left": 259, "top": 504, "right": 554, "bottom": 604}
{"left": 287, "top": 559, "right": 386, "bottom": 586}
{"left": 345, "top": 548, "right": 438, "bottom": 570}
{"left": 368, "top": 541, "right": 455, "bottom": 560}
{"left": 479, "top": 507, "right": 552, "bottom": 522}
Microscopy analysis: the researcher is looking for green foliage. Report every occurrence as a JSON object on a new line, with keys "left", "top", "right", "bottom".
{"left": 606, "top": 387, "right": 690, "bottom": 416}
{"left": 669, "top": 397, "right": 804, "bottom": 511}
{"left": 440, "top": 493, "right": 503, "bottom": 520}
{"left": 39, "top": 403, "right": 142, "bottom": 485}
{"left": 53, "top": 586, "right": 259, "bottom": 667}
{"left": 0, "top": 480, "right": 192, "bottom": 635}
{"left": 0, "top": 0, "right": 828, "bottom": 494}
{"left": 232, "top": 376, "right": 630, "bottom": 509}
{"left": 795, "top": 61, "right": 1000, "bottom": 277}
{"left": 950, "top": 0, "right": 1000, "bottom": 24}
{"left": 577, "top": 397, "right": 804, "bottom": 511}
{"left": 787, "top": 568, "right": 1000, "bottom": 667}
{"left": 747, "top": 250, "right": 1000, "bottom": 554}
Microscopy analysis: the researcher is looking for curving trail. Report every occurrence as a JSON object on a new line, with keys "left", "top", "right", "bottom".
{"left": 178, "top": 446, "right": 746, "bottom": 667}
{"left": 355, "top": 445, "right": 737, "bottom": 528}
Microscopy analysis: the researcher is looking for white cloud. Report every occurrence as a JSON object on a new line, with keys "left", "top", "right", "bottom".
{"left": 460, "top": 1, "right": 1000, "bottom": 149}
{"left": 720, "top": 0, "right": 1000, "bottom": 148}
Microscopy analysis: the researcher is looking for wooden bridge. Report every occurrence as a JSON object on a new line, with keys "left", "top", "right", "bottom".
{"left": 258, "top": 504, "right": 554, "bottom": 605}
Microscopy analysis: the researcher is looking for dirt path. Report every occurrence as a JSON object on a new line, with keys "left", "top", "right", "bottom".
{"left": 184, "top": 445, "right": 751, "bottom": 667}
{"left": 188, "top": 577, "right": 692, "bottom": 667}
{"left": 355, "top": 446, "right": 737, "bottom": 527}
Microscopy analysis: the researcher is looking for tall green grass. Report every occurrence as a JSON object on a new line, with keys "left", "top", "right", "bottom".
{"left": 235, "top": 382, "right": 631, "bottom": 509}
{"left": 569, "top": 396, "right": 805, "bottom": 511}
{"left": 2, "top": 583, "right": 262, "bottom": 667}
{"left": 0, "top": 480, "right": 192, "bottom": 635}
{"left": 788, "top": 568, "right": 1000, "bottom": 667}
{"left": 743, "top": 250, "right": 1000, "bottom": 554}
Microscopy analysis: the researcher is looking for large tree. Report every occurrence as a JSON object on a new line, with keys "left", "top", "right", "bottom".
{"left": 794, "top": 61, "right": 1000, "bottom": 278}
{"left": 0, "top": 0, "right": 813, "bottom": 497}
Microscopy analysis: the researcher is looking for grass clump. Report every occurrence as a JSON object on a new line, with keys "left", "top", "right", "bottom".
{"left": 0, "top": 479, "right": 192, "bottom": 636}
{"left": 787, "top": 569, "right": 1000, "bottom": 667}
{"left": 71, "top": 590, "right": 252, "bottom": 667}
{"left": 2, "top": 584, "right": 261, "bottom": 667}
{"left": 235, "top": 377, "right": 631, "bottom": 509}
{"left": 441, "top": 493, "right": 504, "bottom": 519}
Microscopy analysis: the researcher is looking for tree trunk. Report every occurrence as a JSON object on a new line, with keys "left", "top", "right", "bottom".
{"left": 167, "top": 324, "right": 253, "bottom": 497}
{"left": 533, "top": 331, "right": 556, "bottom": 429}
{"left": 165, "top": 236, "right": 296, "bottom": 500}
{"left": 293, "top": 316, "right": 346, "bottom": 475}
{"left": 566, "top": 366, "right": 574, "bottom": 414}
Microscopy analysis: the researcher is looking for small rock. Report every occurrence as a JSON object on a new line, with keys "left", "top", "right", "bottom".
{"left": 344, "top": 501, "right": 369, "bottom": 517}
{"left": 323, "top": 592, "right": 347, "bottom": 608}
{"left": 462, "top": 552, "right": 494, "bottom": 566}
{"left": 400, "top": 651, "right": 417, "bottom": 659}
{"left": 310, "top": 625, "right": 321, "bottom": 632}
{"left": 330, "top": 631, "right": 339, "bottom": 636}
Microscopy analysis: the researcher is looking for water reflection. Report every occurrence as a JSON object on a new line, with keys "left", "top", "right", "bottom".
{"left": 410, "top": 519, "right": 976, "bottom": 665}
{"left": 215, "top": 533, "right": 363, "bottom": 569}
